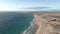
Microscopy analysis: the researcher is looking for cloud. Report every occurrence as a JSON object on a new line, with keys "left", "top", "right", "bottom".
{"left": 23, "top": 7, "right": 50, "bottom": 9}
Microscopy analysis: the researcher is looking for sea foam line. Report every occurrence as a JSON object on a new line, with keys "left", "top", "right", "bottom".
{"left": 21, "top": 19, "right": 35, "bottom": 34}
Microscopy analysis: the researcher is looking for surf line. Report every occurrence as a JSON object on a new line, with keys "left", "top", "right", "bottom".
{"left": 21, "top": 18, "right": 35, "bottom": 34}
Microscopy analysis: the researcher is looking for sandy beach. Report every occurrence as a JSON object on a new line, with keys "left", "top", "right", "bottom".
{"left": 34, "top": 13, "right": 60, "bottom": 34}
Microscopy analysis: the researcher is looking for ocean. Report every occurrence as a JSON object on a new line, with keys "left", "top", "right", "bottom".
{"left": 0, "top": 12, "right": 34, "bottom": 34}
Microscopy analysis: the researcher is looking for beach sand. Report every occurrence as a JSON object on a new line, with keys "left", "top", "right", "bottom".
{"left": 34, "top": 13, "right": 60, "bottom": 34}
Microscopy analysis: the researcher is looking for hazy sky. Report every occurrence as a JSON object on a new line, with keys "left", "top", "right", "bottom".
{"left": 0, "top": 0, "right": 60, "bottom": 11}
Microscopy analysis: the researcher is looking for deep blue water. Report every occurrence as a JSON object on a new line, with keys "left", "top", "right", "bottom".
{"left": 0, "top": 12, "right": 34, "bottom": 34}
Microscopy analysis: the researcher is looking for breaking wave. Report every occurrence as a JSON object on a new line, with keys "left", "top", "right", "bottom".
{"left": 21, "top": 19, "right": 37, "bottom": 34}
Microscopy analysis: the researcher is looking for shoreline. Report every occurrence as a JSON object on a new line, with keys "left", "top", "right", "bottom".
{"left": 21, "top": 17, "right": 38, "bottom": 34}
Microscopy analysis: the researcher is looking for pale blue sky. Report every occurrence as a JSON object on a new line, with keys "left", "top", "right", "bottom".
{"left": 0, "top": 0, "right": 60, "bottom": 11}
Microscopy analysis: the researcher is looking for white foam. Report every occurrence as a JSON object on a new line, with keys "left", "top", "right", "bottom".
{"left": 21, "top": 20, "right": 35, "bottom": 34}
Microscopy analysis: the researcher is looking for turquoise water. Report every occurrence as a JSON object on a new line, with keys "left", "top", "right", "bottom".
{"left": 0, "top": 12, "right": 34, "bottom": 34}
